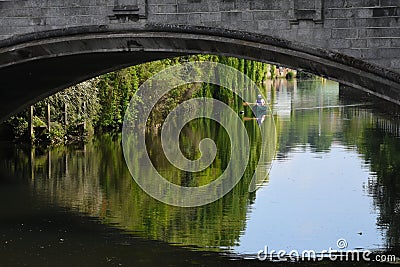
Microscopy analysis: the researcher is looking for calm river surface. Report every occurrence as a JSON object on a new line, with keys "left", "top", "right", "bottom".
{"left": 1, "top": 79, "right": 400, "bottom": 266}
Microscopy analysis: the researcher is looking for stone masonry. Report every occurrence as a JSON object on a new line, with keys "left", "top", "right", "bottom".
{"left": 0, "top": 0, "right": 399, "bottom": 72}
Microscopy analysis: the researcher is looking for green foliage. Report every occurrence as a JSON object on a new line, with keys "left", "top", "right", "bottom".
{"left": 2, "top": 55, "right": 282, "bottom": 143}
{"left": 6, "top": 116, "right": 28, "bottom": 140}
{"left": 286, "top": 71, "right": 295, "bottom": 80}
{"left": 271, "top": 65, "right": 277, "bottom": 79}
{"left": 48, "top": 122, "right": 65, "bottom": 144}
{"left": 33, "top": 116, "right": 46, "bottom": 127}
{"left": 66, "top": 123, "right": 85, "bottom": 137}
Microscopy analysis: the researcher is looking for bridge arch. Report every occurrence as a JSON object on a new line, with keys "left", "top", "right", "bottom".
{"left": 1, "top": 24, "right": 400, "bottom": 122}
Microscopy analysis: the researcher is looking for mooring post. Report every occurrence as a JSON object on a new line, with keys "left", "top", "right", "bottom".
{"left": 30, "top": 146, "right": 35, "bottom": 182}
{"left": 29, "top": 105, "right": 34, "bottom": 142}
{"left": 47, "top": 103, "right": 51, "bottom": 132}
{"left": 83, "top": 101, "right": 86, "bottom": 131}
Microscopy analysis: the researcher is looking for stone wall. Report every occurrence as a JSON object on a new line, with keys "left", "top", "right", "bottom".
{"left": 0, "top": 0, "right": 399, "bottom": 72}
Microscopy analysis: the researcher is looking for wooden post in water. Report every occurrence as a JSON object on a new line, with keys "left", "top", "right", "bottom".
{"left": 83, "top": 101, "right": 86, "bottom": 131}
{"left": 64, "top": 152, "right": 69, "bottom": 178}
{"left": 28, "top": 105, "right": 34, "bottom": 142}
{"left": 47, "top": 103, "right": 51, "bottom": 132}
{"left": 64, "top": 102, "right": 68, "bottom": 129}
{"left": 30, "top": 146, "right": 35, "bottom": 182}
{"left": 48, "top": 150, "right": 51, "bottom": 180}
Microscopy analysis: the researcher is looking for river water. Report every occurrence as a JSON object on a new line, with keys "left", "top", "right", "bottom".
{"left": 1, "top": 79, "right": 400, "bottom": 266}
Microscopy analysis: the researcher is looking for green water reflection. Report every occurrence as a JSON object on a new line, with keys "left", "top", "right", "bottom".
{"left": 22, "top": 117, "right": 273, "bottom": 251}
{"left": 1, "top": 79, "right": 400, "bottom": 259}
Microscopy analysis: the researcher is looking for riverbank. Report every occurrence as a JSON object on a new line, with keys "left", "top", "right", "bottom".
{"left": 1, "top": 56, "right": 294, "bottom": 146}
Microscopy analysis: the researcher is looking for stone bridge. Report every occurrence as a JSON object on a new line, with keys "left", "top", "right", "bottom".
{"left": 0, "top": 0, "right": 400, "bottom": 121}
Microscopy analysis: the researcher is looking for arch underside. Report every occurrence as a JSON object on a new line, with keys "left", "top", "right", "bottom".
{"left": 1, "top": 25, "right": 400, "bottom": 122}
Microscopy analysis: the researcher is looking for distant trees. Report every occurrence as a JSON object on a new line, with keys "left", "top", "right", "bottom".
{"left": 2, "top": 55, "right": 278, "bottom": 144}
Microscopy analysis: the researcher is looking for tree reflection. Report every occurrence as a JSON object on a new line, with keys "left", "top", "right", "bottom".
{"left": 1, "top": 112, "right": 275, "bottom": 251}
{"left": 2, "top": 79, "right": 400, "bottom": 255}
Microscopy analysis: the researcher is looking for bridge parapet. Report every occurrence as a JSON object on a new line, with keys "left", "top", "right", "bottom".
{"left": 0, "top": 0, "right": 399, "bottom": 72}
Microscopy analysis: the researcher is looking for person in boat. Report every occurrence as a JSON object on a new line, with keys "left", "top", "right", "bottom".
{"left": 256, "top": 94, "right": 266, "bottom": 106}
{"left": 255, "top": 94, "right": 267, "bottom": 115}
{"left": 254, "top": 94, "right": 267, "bottom": 125}
{"left": 242, "top": 94, "right": 265, "bottom": 107}
{"left": 242, "top": 94, "right": 267, "bottom": 124}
